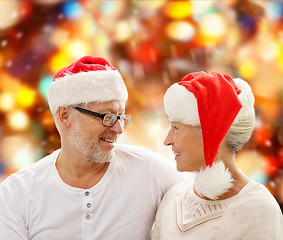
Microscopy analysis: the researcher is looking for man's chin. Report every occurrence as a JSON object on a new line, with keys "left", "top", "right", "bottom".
{"left": 90, "top": 149, "right": 114, "bottom": 163}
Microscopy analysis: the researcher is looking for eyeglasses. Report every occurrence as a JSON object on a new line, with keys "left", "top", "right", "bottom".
{"left": 73, "top": 106, "right": 132, "bottom": 128}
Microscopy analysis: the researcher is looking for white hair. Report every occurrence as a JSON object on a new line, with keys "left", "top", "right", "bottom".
{"left": 225, "top": 114, "right": 255, "bottom": 152}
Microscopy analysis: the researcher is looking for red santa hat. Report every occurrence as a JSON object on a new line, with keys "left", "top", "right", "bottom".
{"left": 164, "top": 71, "right": 255, "bottom": 199}
{"left": 48, "top": 56, "right": 128, "bottom": 115}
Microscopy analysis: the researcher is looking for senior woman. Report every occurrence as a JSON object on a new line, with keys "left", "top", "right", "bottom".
{"left": 152, "top": 71, "right": 283, "bottom": 239}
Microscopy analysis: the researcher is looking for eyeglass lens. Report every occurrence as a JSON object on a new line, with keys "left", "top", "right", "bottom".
{"left": 103, "top": 113, "right": 131, "bottom": 128}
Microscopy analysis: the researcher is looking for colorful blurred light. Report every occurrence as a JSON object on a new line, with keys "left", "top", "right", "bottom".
{"left": 239, "top": 15, "right": 256, "bottom": 33}
{"left": 133, "top": 0, "right": 166, "bottom": 9}
{"left": 277, "top": 53, "right": 283, "bottom": 72}
{"left": 266, "top": 2, "right": 283, "bottom": 20}
{"left": 238, "top": 60, "right": 257, "bottom": 80}
{"left": 259, "top": 37, "right": 281, "bottom": 61}
{"left": 18, "top": 0, "right": 33, "bottom": 18}
{"left": 257, "top": 101, "right": 280, "bottom": 123}
{"left": 62, "top": 1, "right": 82, "bottom": 19}
{"left": 49, "top": 52, "right": 70, "bottom": 74}
{"left": 0, "top": 1, "right": 22, "bottom": 30}
{"left": 50, "top": 28, "right": 70, "bottom": 47}
{"left": 0, "top": 135, "right": 42, "bottom": 170}
{"left": 79, "top": 16, "right": 97, "bottom": 38}
{"left": 16, "top": 86, "right": 36, "bottom": 108}
{"left": 254, "top": 124, "right": 273, "bottom": 147}
{"left": 251, "top": 171, "right": 268, "bottom": 184}
{"left": 166, "top": 21, "right": 195, "bottom": 42}
{"left": 13, "top": 147, "right": 36, "bottom": 170}
{"left": 67, "top": 40, "right": 91, "bottom": 59}
{"left": 0, "top": 92, "right": 15, "bottom": 112}
{"left": 199, "top": 13, "right": 226, "bottom": 45}
{"left": 41, "top": 110, "right": 56, "bottom": 131}
{"left": 266, "top": 156, "right": 280, "bottom": 176}
{"left": 114, "top": 20, "right": 133, "bottom": 43}
{"left": 85, "top": 1, "right": 125, "bottom": 19}
{"left": 100, "top": 1, "right": 116, "bottom": 14}
{"left": 94, "top": 31, "right": 110, "bottom": 49}
{"left": 135, "top": 43, "right": 159, "bottom": 63}
{"left": 133, "top": 0, "right": 166, "bottom": 18}
{"left": 50, "top": 39, "right": 91, "bottom": 73}
{"left": 7, "top": 110, "right": 30, "bottom": 131}
{"left": 236, "top": 150, "right": 267, "bottom": 177}
{"left": 191, "top": 1, "right": 216, "bottom": 21}
{"left": 0, "top": 160, "right": 4, "bottom": 177}
{"left": 279, "top": 147, "right": 283, "bottom": 165}
{"left": 1, "top": 40, "right": 8, "bottom": 48}
{"left": 278, "top": 128, "right": 283, "bottom": 146}
{"left": 38, "top": 75, "right": 53, "bottom": 101}
{"left": 34, "top": 0, "right": 64, "bottom": 5}
{"left": 164, "top": 1, "right": 192, "bottom": 19}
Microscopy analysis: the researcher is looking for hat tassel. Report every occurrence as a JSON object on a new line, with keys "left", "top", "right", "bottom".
{"left": 194, "top": 161, "right": 234, "bottom": 200}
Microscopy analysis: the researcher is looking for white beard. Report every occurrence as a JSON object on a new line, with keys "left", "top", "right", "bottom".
{"left": 68, "top": 119, "right": 114, "bottom": 163}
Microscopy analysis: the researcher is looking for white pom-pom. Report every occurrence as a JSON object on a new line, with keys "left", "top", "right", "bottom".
{"left": 194, "top": 161, "right": 233, "bottom": 200}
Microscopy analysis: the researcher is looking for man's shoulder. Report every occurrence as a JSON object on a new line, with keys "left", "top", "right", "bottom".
{"left": 1, "top": 149, "right": 60, "bottom": 186}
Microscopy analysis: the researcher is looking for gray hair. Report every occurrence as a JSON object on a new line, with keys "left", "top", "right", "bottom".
{"left": 190, "top": 114, "right": 255, "bottom": 153}
{"left": 224, "top": 115, "right": 255, "bottom": 152}
{"left": 53, "top": 103, "right": 85, "bottom": 135}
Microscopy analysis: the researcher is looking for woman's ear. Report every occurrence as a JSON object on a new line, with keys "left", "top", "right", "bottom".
{"left": 57, "top": 107, "right": 71, "bottom": 128}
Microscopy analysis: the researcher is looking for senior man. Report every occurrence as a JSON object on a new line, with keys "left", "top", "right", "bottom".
{"left": 0, "top": 56, "right": 185, "bottom": 240}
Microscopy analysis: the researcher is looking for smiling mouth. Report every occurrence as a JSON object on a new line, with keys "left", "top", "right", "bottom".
{"left": 100, "top": 137, "right": 116, "bottom": 143}
{"left": 173, "top": 151, "right": 181, "bottom": 156}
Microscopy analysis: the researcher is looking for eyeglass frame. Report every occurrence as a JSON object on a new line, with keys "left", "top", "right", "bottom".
{"left": 73, "top": 106, "right": 132, "bottom": 128}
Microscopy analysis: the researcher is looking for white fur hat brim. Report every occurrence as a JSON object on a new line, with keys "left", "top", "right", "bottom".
{"left": 164, "top": 83, "right": 200, "bottom": 125}
{"left": 47, "top": 70, "right": 128, "bottom": 115}
{"left": 232, "top": 78, "right": 255, "bottom": 123}
{"left": 164, "top": 78, "right": 255, "bottom": 126}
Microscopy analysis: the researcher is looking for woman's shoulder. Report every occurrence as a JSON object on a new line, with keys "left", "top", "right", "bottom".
{"left": 236, "top": 181, "right": 282, "bottom": 216}
{"left": 163, "top": 178, "right": 195, "bottom": 201}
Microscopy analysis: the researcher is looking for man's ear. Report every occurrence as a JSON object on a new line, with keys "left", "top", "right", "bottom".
{"left": 57, "top": 107, "right": 71, "bottom": 128}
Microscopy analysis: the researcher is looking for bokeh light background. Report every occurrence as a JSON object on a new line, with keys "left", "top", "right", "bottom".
{"left": 0, "top": 0, "right": 283, "bottom": 210}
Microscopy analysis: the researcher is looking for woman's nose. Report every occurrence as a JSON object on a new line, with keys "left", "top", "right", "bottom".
{"left": 164, "top": 130, "right": 172, "bottom": 146}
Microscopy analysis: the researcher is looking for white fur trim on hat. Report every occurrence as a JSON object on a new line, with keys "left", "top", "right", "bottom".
{"left": 47, "top": 70, "right": 128, "bottom": 115}
{"left": 163, "top": 78, "right": 255, "bottom": 126}
{"left": 164, "top": 83, "right": 200, "bottom": 125}
{"left": 233, "top": 78, "right": 255, "bottom": 123}
{"left": 194, "top": 161, "right": 233, "bottom": 200}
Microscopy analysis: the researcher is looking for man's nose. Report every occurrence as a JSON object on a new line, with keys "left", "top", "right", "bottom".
{"left": 110, "top": 119, "right": 123, "bottom": 134}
